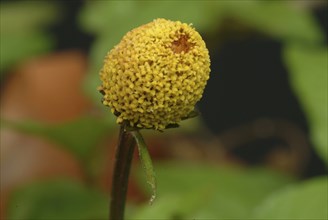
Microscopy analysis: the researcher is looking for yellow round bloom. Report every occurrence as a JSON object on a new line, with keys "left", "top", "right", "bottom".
{"left": 99, "top": 18, "right": 210, "bottom": 130}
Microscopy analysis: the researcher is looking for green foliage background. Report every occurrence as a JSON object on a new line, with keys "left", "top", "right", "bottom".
{"left": 0, "top": 1, "right": 59, "bottom": 74}
{"left": 1, "top": 1, "right": 327, "bottom": 219}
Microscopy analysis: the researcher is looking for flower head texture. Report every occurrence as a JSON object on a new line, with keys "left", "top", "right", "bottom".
{"left": 99, "top": 18, "right": 210, "bottom": 130}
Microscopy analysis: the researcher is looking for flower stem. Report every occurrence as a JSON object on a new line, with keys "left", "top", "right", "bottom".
{"left": 109, "top": 123, "right": 136, "bottom": 220}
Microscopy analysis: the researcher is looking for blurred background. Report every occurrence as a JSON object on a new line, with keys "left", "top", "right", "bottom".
{"left": 1, "top": 1, "right": 327, "bottom": 219}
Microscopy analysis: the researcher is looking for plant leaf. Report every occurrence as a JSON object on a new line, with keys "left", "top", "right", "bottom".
{"left": 285, "top": 45, "right": 328, "bottom": 165}
{"left": 131, "top": 130, "right": 156, "bottom": 204}
{"left": 0, "top": 1, "right": 60, "bottom": 72}
{"left": 131, "top": 162, "right": 293, "bottom": 219}
{"left": 253, "top": 176, "right": 328, "bottom": 219}
{"left": 8, "top": 179, "right": 108, "bottom": 220}
{"left": 2, "top": 116, "right": 114, "bottom": 161}
{"left": 215, "top": 1, "right": 324, "bottom": 44}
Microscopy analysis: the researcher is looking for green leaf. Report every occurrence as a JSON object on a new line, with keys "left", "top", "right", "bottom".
{"left": 79, "top": 1, "right": 323, "bottom": 46}
{"left": 253, "top": 176, "right": 328, "bottom": 219}
{"left": 131, "top": 162, "right": 293, "bottom": 219}
{"left": 0, "top": 1, "right": 60, "bottom": 72}
{"left": 132, "top": 130, "right": 157, "bottom": 204}
{"left": 2, "top": 116, "right": 114, "bottom": 161}
{"left": 78, "top": 1, "right": 217, "bottom": 35}
{"left": 0, "top": 1, "right": 59, "bottom": 33}
{"left": 8, "top": 179, "right": 108, "bottom": 220}
{"left": 284, "top": 45, "right": 328, "bottom": 165}
{"left": 215, "top": 1, "right": 324, "bottom": 44}
{"left": 0, "top": 32, "right": 53, "bottom": 72}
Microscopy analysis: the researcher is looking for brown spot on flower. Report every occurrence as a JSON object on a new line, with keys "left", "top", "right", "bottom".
{"left": 171, "top": 34, "right": 194, "bottom": 53}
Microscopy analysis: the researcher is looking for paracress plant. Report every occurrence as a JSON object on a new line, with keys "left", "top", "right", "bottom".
{"left": 98, "top": 18, "right": 211, "bottom": 220}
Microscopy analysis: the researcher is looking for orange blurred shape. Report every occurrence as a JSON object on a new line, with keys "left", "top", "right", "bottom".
{"left": 1, "top": 50, "right": 91, "bottom": 122}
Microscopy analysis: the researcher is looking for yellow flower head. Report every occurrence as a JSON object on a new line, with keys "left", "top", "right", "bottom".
{"left": 99, "top": 18, "right": 210, "bottom": 130}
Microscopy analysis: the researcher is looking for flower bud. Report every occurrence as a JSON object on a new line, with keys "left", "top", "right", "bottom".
{"left": 99, "top": 18, "right": 210, "bottom": 130}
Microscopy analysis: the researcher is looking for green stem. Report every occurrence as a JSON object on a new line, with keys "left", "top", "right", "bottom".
{"left": 109, "top": 123, "right": 136, "bottom": 220}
